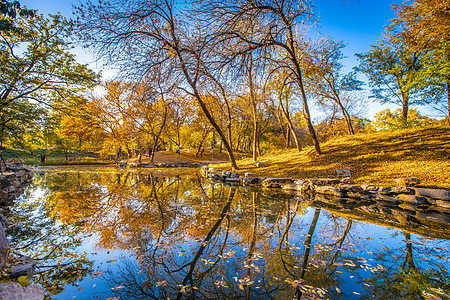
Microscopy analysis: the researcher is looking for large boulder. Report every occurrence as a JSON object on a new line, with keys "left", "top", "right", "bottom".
{"left": 308, "top": 178, "right": 340, "bottom": 186}
{"left": 394, "top": 178, "right": 421, "bottom": 187}
{"left": 314, "top": 186, "right": 343, "bottom": 197}
{"left": 336, "top": 168, "right": 351, "bottom": 177}
{"left": 339, "top": 184, "right": 360, "bottom": 193}
{"left": 435, "top": 200, "right": 450, "bottom": 209}
{"left": 340, "top": 177, "right": 355, "bottom": 184}
{"left": 397, "top": 194, "right": 429, "bottom": 205}
{"left": 282, "top": 183, "right": 303, "bottom": 191}
{"left": 0, "top": 283, "right": 45, "bottom": 300}
{"left": 262, "top": 177, "right": 294, "bottom": 188}
{"left": 414, "top": 188, "right": 450, "bottom": 200}
{"left": 369, "top": 194, "right": 400, "bottom": 204}
{"left": 0, "top": 214, "right": 10, "bottom": 270}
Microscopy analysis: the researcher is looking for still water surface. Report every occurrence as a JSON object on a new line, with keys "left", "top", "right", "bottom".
{"left": 2, "top": 167, "right": 450, "bottom": 299}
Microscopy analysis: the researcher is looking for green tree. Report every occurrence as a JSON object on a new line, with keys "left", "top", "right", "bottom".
{"left": 0, "top": 0, "right": 34, "bottom": 32}
{"left": 0, "top": 12, "right": 99, "bottom": 145}
{"left": 356, "top": 41, "right": 422, "bottom": 126}
{"left": 391, "top": 0, "right": 450, "bottom": 125}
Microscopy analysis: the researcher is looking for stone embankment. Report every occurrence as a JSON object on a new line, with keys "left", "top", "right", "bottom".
{"left": 201, "top": 166, "right": 450, "bottom": 213}
{"left": 0, "top": 163, "right": 33, "bottom": 204}
{"left": 0, "top": 163, "right": 45, "bottom": 300}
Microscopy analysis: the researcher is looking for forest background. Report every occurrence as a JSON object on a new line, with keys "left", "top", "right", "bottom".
{"left": 1, "top": 0, "right": 449, "bottom": 177}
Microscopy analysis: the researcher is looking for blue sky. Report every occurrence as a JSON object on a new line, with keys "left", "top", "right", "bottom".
{"left": 21, "top": 0, "right": 402, "bottom": 118}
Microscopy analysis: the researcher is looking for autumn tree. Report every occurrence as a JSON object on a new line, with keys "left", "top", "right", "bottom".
{"left": 75, "top": 0, "right": 240, "bottom": 169}
{"left": 269, "top": 70, "right": 303, "bottom": 152}
{"left": 201, "top": 0, "right": 322, "bottom": 155}
{"left": 304, "top": 38, "right": 364, "bottom": 135}
{"left": 87, "top": 80, "right": 137, "bottom": 158}
{"left": 371, "top": 108, "right": 437, "bottom": 131}
{"left": 58, "top": 104, "right": 104, "bottom": 152}
{"left": 163, "top": 94, "right": 193, "bottom": 150}
{"left": 391, "top": 0, "right": 450, "bottom": 125}
{"left": 130, "top": 77, "right": 175, "bottom": 162}
{"left": 241, "top": 49, "right": 268, "bottom": 161}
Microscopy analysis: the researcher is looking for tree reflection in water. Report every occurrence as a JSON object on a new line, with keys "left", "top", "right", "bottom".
{"left": 3, "top": 168, "right": 450, "bottom": 299}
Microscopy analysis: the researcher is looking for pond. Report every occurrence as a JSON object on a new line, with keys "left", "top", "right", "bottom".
{"left": 2, "top": 167, "right": 450, "bottom": 300}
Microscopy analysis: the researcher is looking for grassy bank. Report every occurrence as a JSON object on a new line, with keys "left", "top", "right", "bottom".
{"left": 0, "top": 149, "right": 112, "bottom": 166}
{"left": 213, "top": 126, "right": 450, "bottom": 188}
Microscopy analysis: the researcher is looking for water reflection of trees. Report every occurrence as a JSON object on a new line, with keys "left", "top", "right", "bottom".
{"left": 1, "top": 171, "right": 93, "bottom": 297}
{"left": 21, "top": 170, "right": 450, "bottom": 299}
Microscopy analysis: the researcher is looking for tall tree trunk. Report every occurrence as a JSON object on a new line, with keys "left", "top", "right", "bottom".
{"left": 176, "top": 186, "right": 236, "bottom": 300}
{"left": 172, "top": 29, "right": 239, "bottom": 170}
{"left": 245, "top": 192, "right": 259, "bottom": 299}
{"left": 403, "top": 232, "right": 416, "bottom": 272}
{"left": 252, "top": 121, "right": 259, "bottom": 161}
{"left": 339, "top": 103, "right": 355, "bottom": 135}
{"left": 286, "top": 126, "right": 291, "bottom": 148}
{"left": 274, "top": 106, "right": 289, "bottom": 148}
{"left": 247, "top": 52, "right": 260, "bottom": 162}
{"left": 195, "top": 128, "right": 210, "bottom": 156}
{"left": 294, "top": 208, "right": 321, "bottom": 299}
{"left": 401, "top": 91, "right": 409, "bottom": 127}
{"left": 328, "top": 83, "right": 355, "bottom": 135}
{"left": 447, "top": 79, "right": 450, "bottom": 127}
{"left": 295, "top": 71, "right": 321, "bottom": 155}
{"left": 279, "top": 94, "right": 302, "bottom": 152}
{"left": 150, "top": 106, "right": 168, "bottom": 163}
{"left": 287, "top": 30, "right": 321, "bottom": 154}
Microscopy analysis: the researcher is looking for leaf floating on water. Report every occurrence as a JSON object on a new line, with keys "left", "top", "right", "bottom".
{"left": 214, "top": 280, "right": 228, "bottom": 288}
{"left": 336, "top": 287, "right": 341, "bottom": 293}
{"left": 17, "top": 276, "right": 29, "bottom": 286}
{"left": 111, "top": 285, "right": 124, "bottom": 290}
{"left": 106, "top": 259, "right": 117, "bottom": 263}
{"left": 178, "top": 284, "right": 190, "bottom": 293}
{"left": 156, "top": 281, "right": 167, "bottom": 287}
{"left": 178, "top": 251, "right": 187, "bottom": 257}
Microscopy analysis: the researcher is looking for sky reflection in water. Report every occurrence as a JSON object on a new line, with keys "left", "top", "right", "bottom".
{"left": 3, "top": 168, "right": 450, "bottom": 300}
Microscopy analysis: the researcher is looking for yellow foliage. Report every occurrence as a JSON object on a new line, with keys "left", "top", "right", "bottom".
{"left": 214, "top": 126, "right": 450, "bottom": 188}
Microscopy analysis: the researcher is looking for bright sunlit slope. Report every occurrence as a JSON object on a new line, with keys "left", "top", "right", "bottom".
{"left": 214, "top": 126, "right": 450, "bottom": 188}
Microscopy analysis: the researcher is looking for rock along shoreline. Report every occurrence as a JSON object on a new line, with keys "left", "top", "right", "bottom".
{"left": 0, "top": 163, "right": 45, "bottom": 300}
{"left": 201, "top": 166, "right": 450, "bottom": 214}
